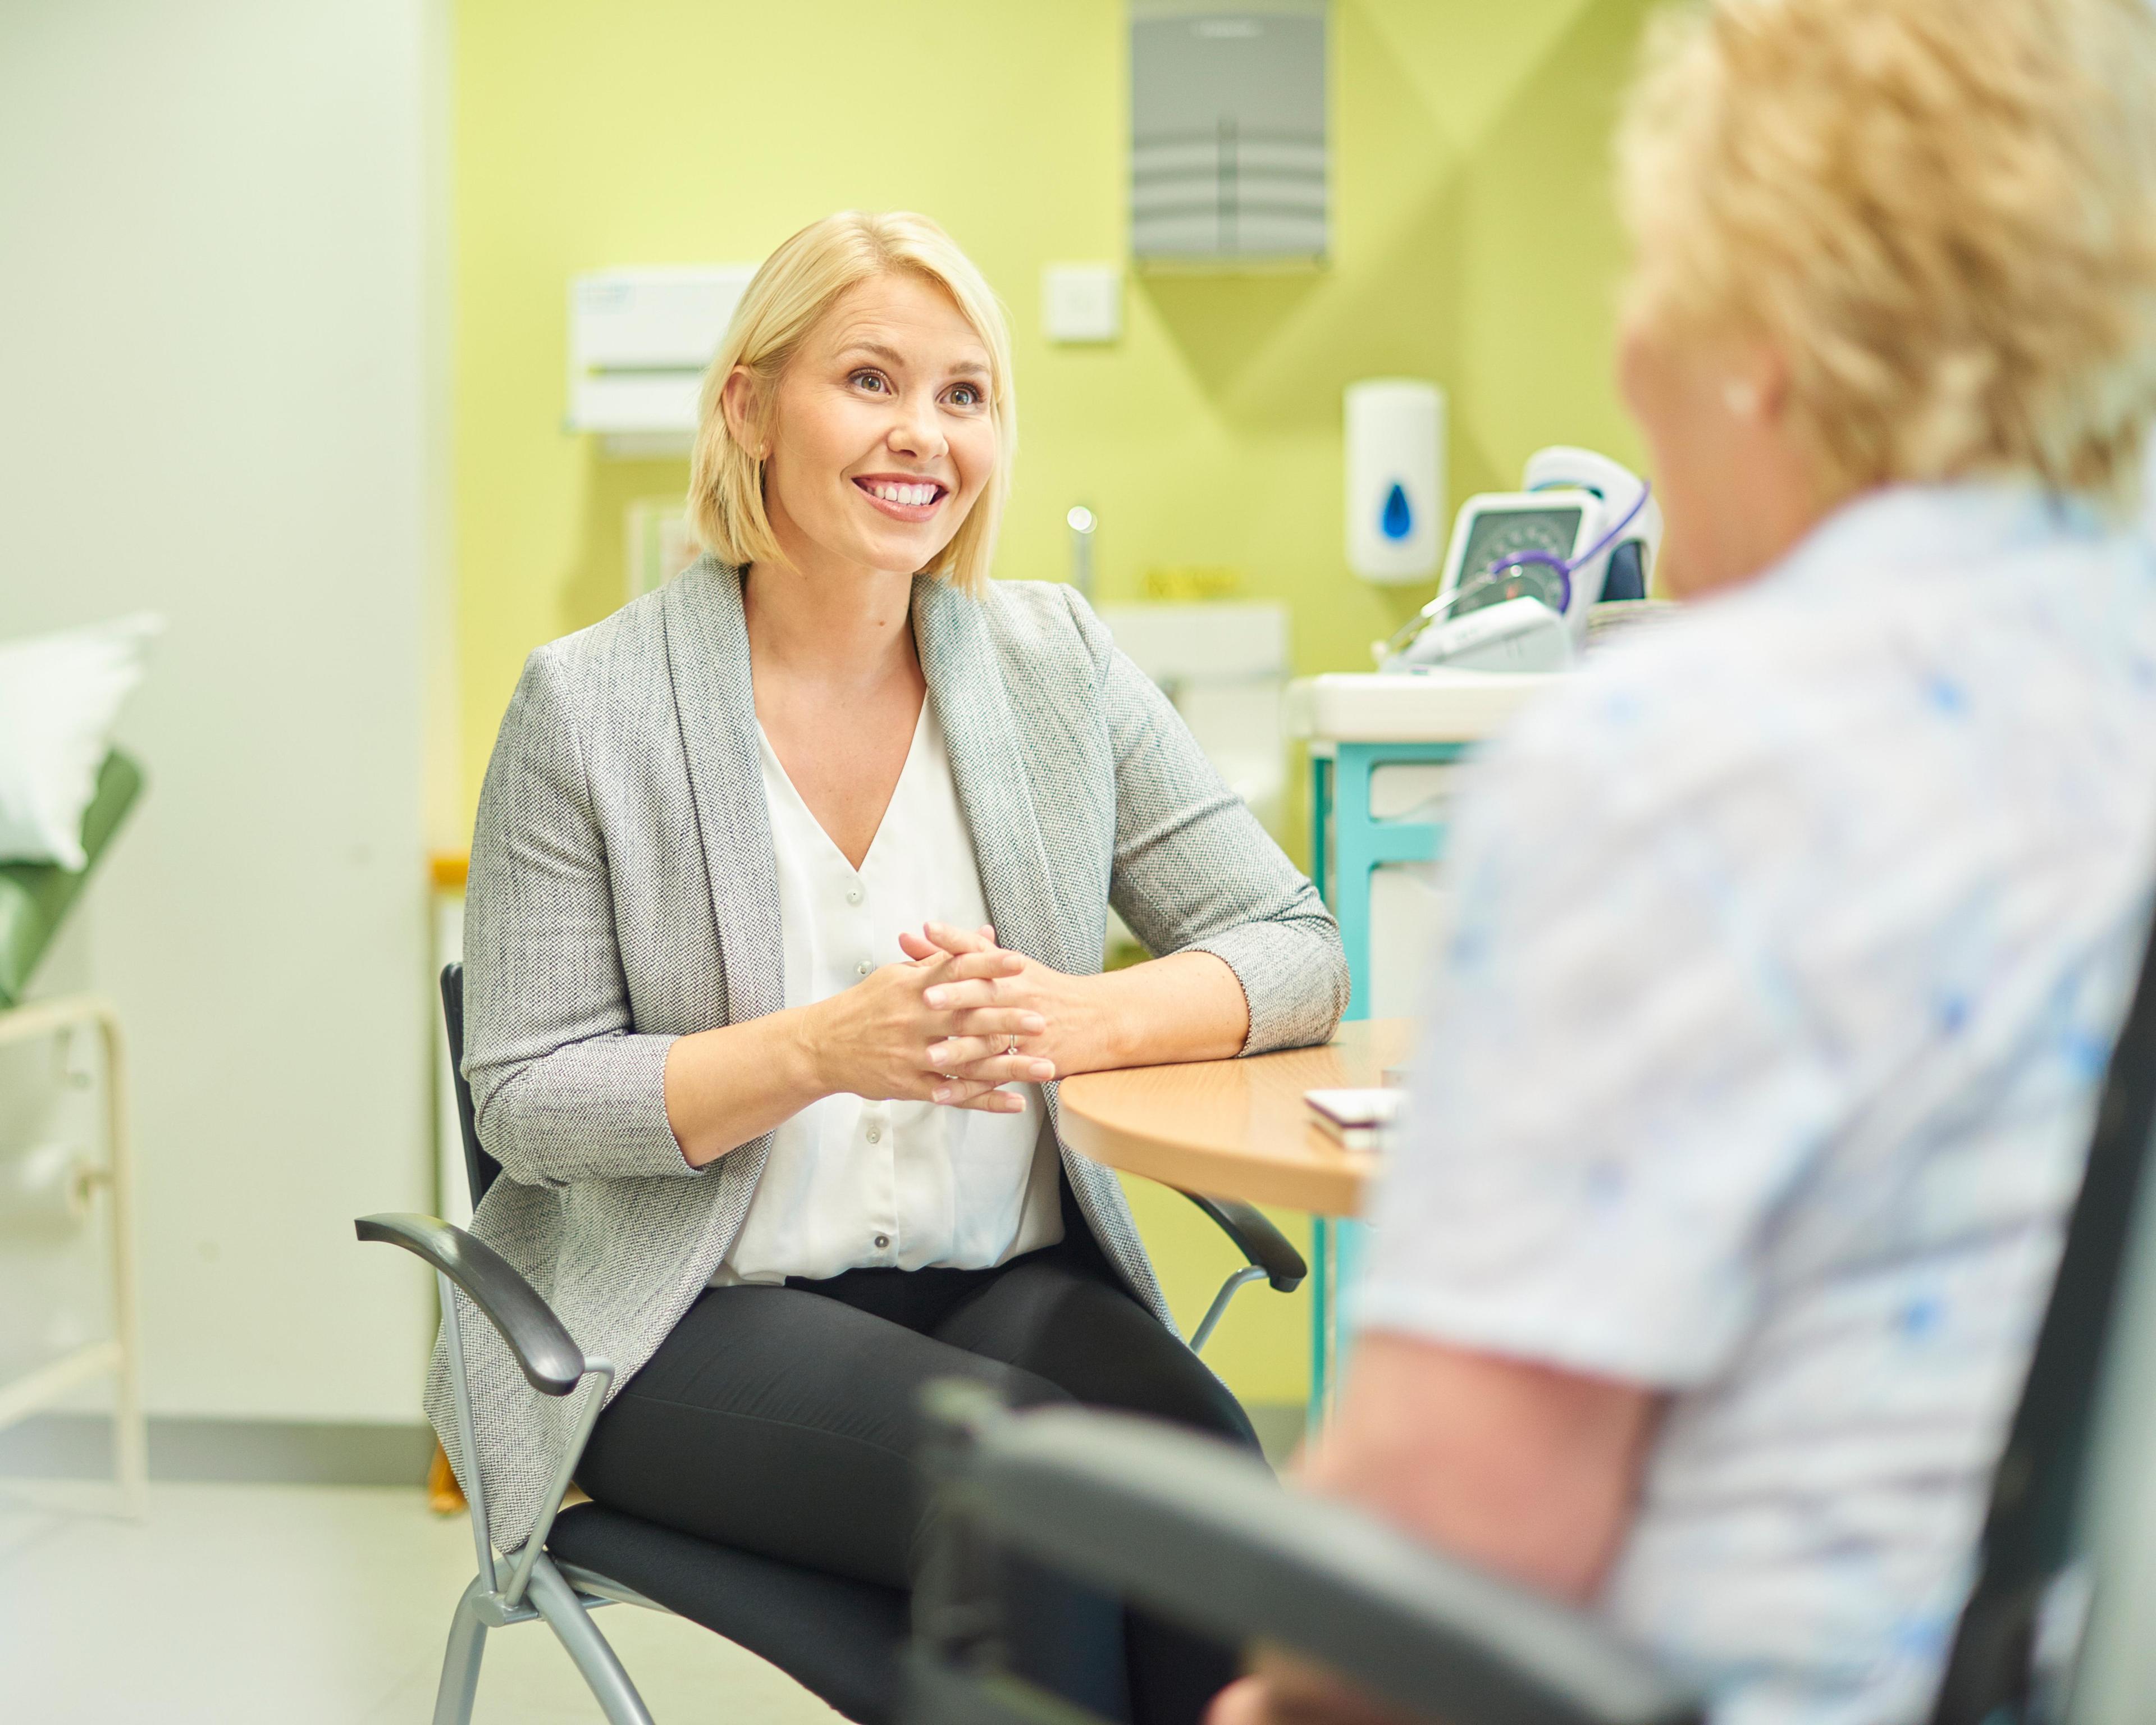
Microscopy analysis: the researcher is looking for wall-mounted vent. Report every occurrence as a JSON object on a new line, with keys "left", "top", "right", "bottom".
{"left": 1131, "top": 1, "right": 1327, "bottom": 268}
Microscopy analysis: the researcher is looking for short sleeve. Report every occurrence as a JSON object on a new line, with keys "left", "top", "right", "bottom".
{"left": 1353, "top": 682, "right": 1841, "bottom": 1388}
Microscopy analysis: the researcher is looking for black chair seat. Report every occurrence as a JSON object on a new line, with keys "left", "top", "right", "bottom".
{"left": 547, "top": 1502, "right": 909, "bottom": 1724}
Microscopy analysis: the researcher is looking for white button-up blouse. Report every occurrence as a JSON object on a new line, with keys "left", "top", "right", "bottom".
{"left": 715, "top": 699, "right": 1065, "bottom": 1285}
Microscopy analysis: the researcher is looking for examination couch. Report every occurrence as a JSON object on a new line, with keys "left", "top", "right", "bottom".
{"left": 900, "top": 900, "right": 2156, "bottom": 1725}
{"left": 354, "top": 962, "right": 1310, "bottom": 1725}
{"left": 0, "top": 750, "right": 146, "bottom": 1512}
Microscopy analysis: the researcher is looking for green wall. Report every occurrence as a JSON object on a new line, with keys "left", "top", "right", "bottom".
{"left": 453, "top": 0, "right": 1652, "bottom": 1406}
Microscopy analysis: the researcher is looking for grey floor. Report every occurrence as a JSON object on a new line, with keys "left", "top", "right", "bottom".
{"left": 0, "top": 1477, "right": 841, "bottom": 1723}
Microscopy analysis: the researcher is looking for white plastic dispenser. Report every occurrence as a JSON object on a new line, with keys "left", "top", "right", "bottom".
{"left": 1345, "top": 379, "right": 1444, "bottom": 584}
{"left": 568, "top": 265, "right": 756, "bottom": 454}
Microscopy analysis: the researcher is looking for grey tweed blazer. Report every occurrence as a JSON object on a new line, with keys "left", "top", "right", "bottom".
{"left": 428, "top": 558, "right": 1347, "bottom": 1552}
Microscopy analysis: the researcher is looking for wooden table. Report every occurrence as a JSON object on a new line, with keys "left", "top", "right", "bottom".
{"left": 1057, "top": 1019, "right": 1416, "bottom": 1217}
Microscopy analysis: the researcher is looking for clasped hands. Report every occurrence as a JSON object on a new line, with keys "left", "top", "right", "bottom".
{"left": 808, "top": 920, "right": 1080, "bottom": 1115}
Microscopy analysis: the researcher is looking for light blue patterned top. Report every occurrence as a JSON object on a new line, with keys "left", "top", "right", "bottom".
{"left": 1355, "top": 482, "right": 2156, "bottom": 1725}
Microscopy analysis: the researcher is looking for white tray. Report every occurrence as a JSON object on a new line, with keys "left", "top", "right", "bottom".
{"left": 1286, "top": 672, "right": 1558, "bottom": 744}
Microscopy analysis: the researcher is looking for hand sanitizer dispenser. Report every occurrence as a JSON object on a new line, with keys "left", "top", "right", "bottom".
{"left": 1345, "top": 379, "right": 1444, "bottom": 584}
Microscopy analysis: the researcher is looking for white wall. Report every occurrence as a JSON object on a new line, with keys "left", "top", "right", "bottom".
{"left": 0, "top": 0, "right": 447, "bottom": 1423}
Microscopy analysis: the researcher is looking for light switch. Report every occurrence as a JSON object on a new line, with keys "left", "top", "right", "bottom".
{"left": 1043, "top": 264, "right": 1123, "bottom": 344}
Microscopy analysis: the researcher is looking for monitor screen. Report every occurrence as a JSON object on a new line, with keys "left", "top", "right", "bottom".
{"left": 1450, "top": 505, "right": 1584, "bottom": 619}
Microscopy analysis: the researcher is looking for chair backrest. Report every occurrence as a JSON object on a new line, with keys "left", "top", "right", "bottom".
{"left": 1930, "top": 896, "right": 2156, "bottom": 1723}
{"left": 439, "top": 962, "right": 503, "bottom": 1210}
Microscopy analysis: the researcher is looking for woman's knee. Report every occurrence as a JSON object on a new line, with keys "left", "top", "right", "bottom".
{"left": 937, "top": 1261, "right": 1260, "bottom": 1450}
{"left": 578, "top": 1283, "right": 1079, "bottom": 1586}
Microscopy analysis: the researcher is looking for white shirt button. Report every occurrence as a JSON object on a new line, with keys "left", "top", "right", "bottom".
{"left": 856, "top": 958, "right": 873, "bottom": 978}
{"left": 846, "top": 885, "right": 863, "bottom": 905}
{"left": 874, "top": 1233, "right": 890, "bottom": 1249}
{"left": 865, "top": 1125, "right": 881, "bottom": 1144}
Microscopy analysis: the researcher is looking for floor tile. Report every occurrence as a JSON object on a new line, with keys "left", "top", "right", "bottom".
{"left": 0, "top": 1478, "right": 838, "bottom": 1724}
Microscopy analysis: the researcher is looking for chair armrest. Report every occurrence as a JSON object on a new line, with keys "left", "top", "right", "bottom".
{"left": 1180, "top": 1192, "right": 1307, "bottom": 1291}
{"left": 919, "top": 1389, "right": 1701, "bottom": 1725}
{"left": 355, "top": 1212, "right": 586, "bottom": 1396}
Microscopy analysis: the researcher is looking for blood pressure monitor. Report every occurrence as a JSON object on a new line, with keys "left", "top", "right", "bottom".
{"left": 1437, "top": 496, "right": 1595, "bottom": 623}
{"left": 1376, "top": 448, "right": 1662, "bottom": 674}
{"left": 1380, "top": 495, "right": 1595, "bottom": 673}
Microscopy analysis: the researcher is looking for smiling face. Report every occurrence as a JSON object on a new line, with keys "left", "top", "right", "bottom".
{"left": 729, "top": 271, "right": 999, "bottom": 585}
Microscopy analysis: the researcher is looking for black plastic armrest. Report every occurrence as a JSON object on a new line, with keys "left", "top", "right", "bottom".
{"left": 1181, "top": 1192, "right": 1307, "bottom": 1291}
{"left": 356, "top": 1212, "right": 586, "bottom": 1397}
{"left": 921, "top": 1392, "right": 1701, "bottom": 1725}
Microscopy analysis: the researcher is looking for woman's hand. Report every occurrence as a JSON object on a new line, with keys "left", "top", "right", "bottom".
{"left": 899, "top": 918, "right": 1252, "bottom": 1085}
{"left": 896, "top": 922, "right": 1106, "bottom": 1097}
{"left": 664, "top": 942, "right": 1053, "bottom": 1163}
{"left": 805, "top": 940, "right": 1054, "bottom": 1114}
{"left": 1205, "top": 1658, "right": 1417, "bottom": 1725}
{"left": 671, "top": 919, "right": 1247, "bottom": 1163}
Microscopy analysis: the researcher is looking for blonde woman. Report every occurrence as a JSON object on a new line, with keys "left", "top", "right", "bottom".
{"left": 437, "top": 211, "right": 1346, "bottom": 1725}
{"left": 1216, "top": 2, "right": 2156, "bottom": 1723}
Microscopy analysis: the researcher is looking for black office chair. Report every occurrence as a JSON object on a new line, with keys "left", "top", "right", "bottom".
{"left": 905, "top": 895, "right": 2156, "bottom": 1725}
{"left": 355, "top": 962, "right": 1310, "bottom": 1725}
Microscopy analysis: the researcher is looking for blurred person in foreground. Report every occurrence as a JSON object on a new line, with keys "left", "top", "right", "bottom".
{"left": 1216, "top": 1, "right": 2156, "bottom": 1722}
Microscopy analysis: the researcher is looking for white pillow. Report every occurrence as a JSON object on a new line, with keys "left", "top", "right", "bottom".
{"left": 0, "top": 614, "right": 163, "bottom": 869}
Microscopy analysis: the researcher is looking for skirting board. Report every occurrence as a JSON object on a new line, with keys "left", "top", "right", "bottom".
{"left": 0, "top": 1413, "right": 434, "bottom": 1486}
{"left": 0, "top": 1404, "right": 1304, "bottom": 1486}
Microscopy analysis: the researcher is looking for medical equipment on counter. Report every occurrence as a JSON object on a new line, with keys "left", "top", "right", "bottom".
{"left": 1376, "top": 446, "right": 1663, "bottom": 672}
{"left": 1522, "top": 445, "right": 1661, "bottom": 602}
{"left": 1392, "top": 592, "right": 1573, "bottom": 673}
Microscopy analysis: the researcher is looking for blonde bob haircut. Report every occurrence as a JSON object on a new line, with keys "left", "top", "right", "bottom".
{"left": 1617, "top": 0, "right": 2156, "bottom": 503}
{"left": 688, "top": 211, "right": 1016, "bottom": 595}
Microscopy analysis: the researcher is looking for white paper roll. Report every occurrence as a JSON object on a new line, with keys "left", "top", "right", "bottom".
{"left": 0, "top": 1141, "right": 94, "bottom": 1235}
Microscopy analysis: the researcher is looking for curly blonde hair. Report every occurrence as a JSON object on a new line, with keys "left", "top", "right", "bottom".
{"left": 688, "top": 211, "right": 1016, "bottom": 594}
{"left": 1617, "top": 0, "right": 2156, "bottom": 502}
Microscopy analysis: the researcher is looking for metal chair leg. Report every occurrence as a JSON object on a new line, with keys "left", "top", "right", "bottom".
{"left": 432, "top": 1576, "right": 489, "bottom": 1725}
{"left": 96, "top": 1005, "right": 147, "bottom": 1519}
{"left": 527, "top": 1553, "right": 656, "bottom": 1725}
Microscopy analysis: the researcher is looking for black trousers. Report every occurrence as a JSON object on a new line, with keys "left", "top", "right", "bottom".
{"left": 577, "top": 1209, "right": 1259, "bottom": 1725}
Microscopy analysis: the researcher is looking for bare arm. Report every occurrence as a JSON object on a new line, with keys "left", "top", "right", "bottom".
{"left": 1306, "top": 1333, "right": 1661, "bottom": 1600}
{"left": 1051, "top": 947, "right": 1251, "bottom": 1070}
{"left": 659, "top": 1007, "right": 829, "bottom": 1171}
{"left": 1208, "top": 1333, "right": 1662, "bottom": 1725}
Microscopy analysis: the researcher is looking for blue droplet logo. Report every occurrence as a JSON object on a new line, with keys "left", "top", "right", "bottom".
{"left": 1380, "top": 482, "right": 1413, "bottom": 541}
